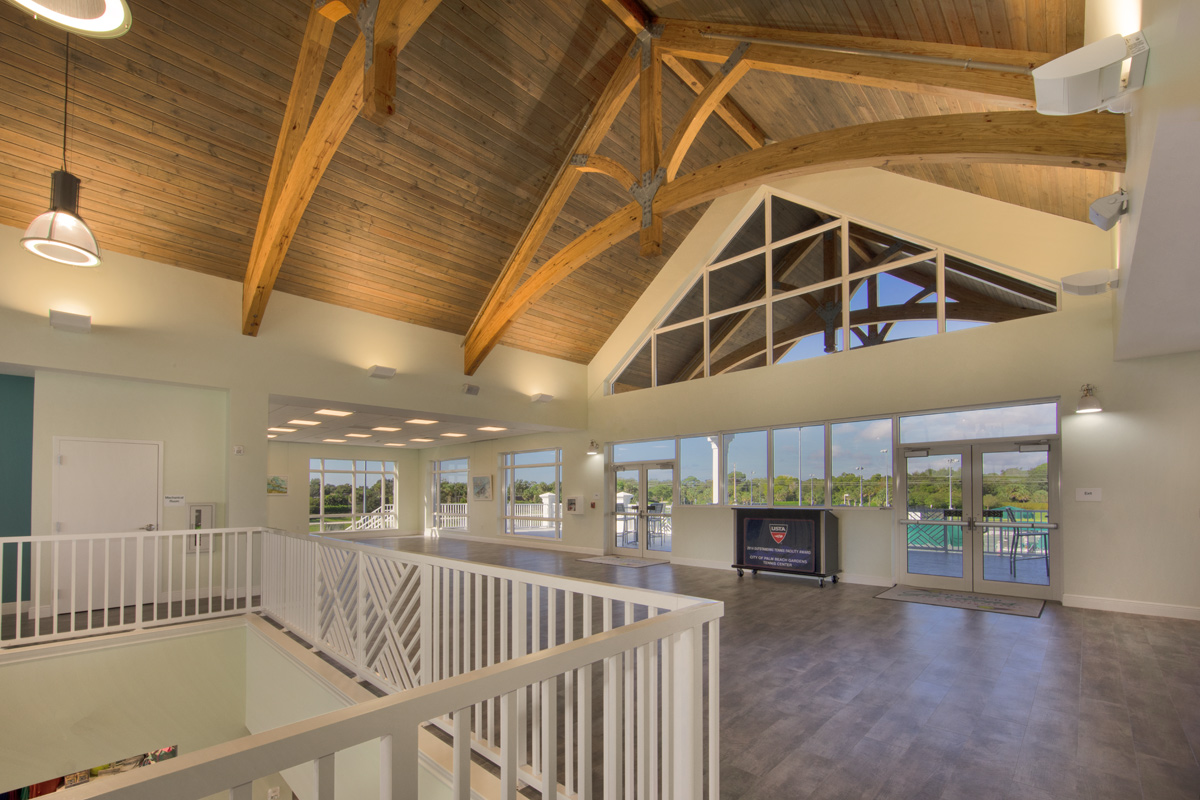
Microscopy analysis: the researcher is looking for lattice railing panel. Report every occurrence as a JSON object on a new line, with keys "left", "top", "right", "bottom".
{"left": 316, "top": 546, "right": 359, "bottom": 662}
{"left": 361, "top": 553, "right": 422, "bottom": 690}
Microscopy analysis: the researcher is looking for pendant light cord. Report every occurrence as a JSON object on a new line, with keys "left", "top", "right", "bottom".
{"left": 62, "top": 33, "right": 70, "bottom": 171}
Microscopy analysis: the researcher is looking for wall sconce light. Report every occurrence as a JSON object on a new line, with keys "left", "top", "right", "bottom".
{"left": 531, "top": 393, "right": 553, "bottom": 403}
{"left": 586, "top": 440, "right": 600, "bottom": 455}
{"left": 462, "top": 383, "right": 480, "bottom": 396}
{"left": 49, "top": 308, "right": 91, "bottom": 333}
{"left": 1076, "top": 384, "right": 1102, "bottom": 413}
{"left": 367, "top": 364, "right": 396, "bottom": 379}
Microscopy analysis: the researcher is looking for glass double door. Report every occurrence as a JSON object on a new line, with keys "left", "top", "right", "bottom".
{"left": 900, "top": 443, "right": 1057, "bottom": 600}
{"left": 612, "top": 462, "right": 674, "bottom": 557}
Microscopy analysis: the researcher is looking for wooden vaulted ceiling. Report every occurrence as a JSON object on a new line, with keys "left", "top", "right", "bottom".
{"left": 0, "top": 0, "right": 1118, "bottom": 374}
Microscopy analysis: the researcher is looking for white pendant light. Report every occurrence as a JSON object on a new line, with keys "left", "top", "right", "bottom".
{"left": 4, "top": 0, "right": 132, "bottom": 38}
{"left": 21, "top": 33, "right": 101, "bottom": 267}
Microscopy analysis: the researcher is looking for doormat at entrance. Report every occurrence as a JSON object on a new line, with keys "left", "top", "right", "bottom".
{"left": 579, "top": 556, "right": 669, "bottom": 568}
{"left": 876, "top": 585, "right": 1044, "bottom": 617}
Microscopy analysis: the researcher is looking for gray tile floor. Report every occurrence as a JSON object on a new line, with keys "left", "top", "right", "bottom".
{"left": 366, "top": 535, "right": 1200, "bottom": 800}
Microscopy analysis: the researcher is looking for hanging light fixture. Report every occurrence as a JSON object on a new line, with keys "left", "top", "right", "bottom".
{"left": 21, "top": 33, "right": 101, "bottom": 267}
{"left": 3, "top": 0, "right": 132, "bottom": 38}
{"left": 1076, "top": 384, "right": 1102, "bottom": 414}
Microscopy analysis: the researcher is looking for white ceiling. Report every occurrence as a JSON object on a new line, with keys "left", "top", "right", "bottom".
{"left": 266, "top": 395, "right": 569, "bottom": 450}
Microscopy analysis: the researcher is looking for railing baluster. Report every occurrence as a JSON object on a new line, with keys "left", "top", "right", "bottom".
{"left": 624, "top": 603, "right": 634, "bottom": 799}
{"left": 501, "top": 689, "right": 518, "bottom": 800}
{"left": 474, "top": 572, "right": 483, "bottom": 740}
{"left": 86, "top": 538, "right": 95, "bottom": 631}
{"left": 707, "top": 619, "right": 721, "bottom": 800}
{"left": 514, "top": 581, "right": 527, "bottom": 768}
{"left": 541, "top": 676, "right": 558, "bottom": 800}
{"left": 603, "top": 599, "right": 620, "bottom": 800}
{"left": 380, "top": 728, "right": 419, "bottom": 800}
{"left": 453, "top": 708, "right": 470, "bottom": 799}
{"left": 313, "top": 753, "right": 335, "bottom": 800}
{"left": 69, "top": 539, "right": 77, "bottom": 633}
{"left": 649, "top": 610, "right": 659, "bottom": 800}
{"left": 14, "top": 540, "right": 25, "bottom": 642}
{"left": 673, "top": 627, "right": 703, "bottom": 796}
{"left": 565, "top": 591, "right": 575, "bottom": 795}
{"left": 637, "top": 642, "right": 649, "bottom": 799}
{"left": 532, "top": 585, "right": 542, "bottom": 774}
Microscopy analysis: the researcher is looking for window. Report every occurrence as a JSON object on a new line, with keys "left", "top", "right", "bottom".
{"left": 831, "top": 419, "right": 893, "bottom": 507}
{"left": 309, "top": 458, "right": 397, "bottom": 532}
{"left": 723, "top": 430, "right": 768, "bottom": 506}
{"left": 500, "top": 449, "right": 562, "bottom": 538}
{"left": 613, "top": 439, "right": 675, "bottom": 463}
{"left": 611, "top": 190, "right": 1058, "bottom": 393}
{"left": 679, "top": 436, "right": 718, "bottom": 505}
{"left": 431, "top": 458, "right": 468, "bottom": 531}
{"left": 900, "top": 402, "right": 1058, "bottom": 443}
{"left": 772, "top": 425, "right": 826, "bottom": 506}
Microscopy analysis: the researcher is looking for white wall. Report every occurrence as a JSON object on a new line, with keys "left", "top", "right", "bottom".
{"left": 0, "top": 623, "right": 247, "bottom": 790}
{"left": 30, "top": 371, "right": 228, "bottom": 536}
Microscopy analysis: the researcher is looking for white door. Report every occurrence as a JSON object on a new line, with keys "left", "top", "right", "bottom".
{"left": 52, "top": 438, "right": 162, "bottom": 611}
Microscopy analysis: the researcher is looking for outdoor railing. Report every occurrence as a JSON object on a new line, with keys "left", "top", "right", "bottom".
{"left": 3, "top": 528, "right": 723, "bottom": 799}
{"left": 434, "top": 502, "right": 468, "bottom": 530}
{"left": 904, "top": 508, "right": 1051, "bottom": 556}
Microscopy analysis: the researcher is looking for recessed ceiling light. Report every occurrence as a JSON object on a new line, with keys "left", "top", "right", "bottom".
{"left": 322, "top": 438, "right": 347, "bottom": 443}
{"left": 372, "top": 426, "right": 401, "bottom": 432}
{"left": 406, "top": 419, "right": 438, "bottom": 424}
{"left": 441, "top": 433, "right": 467, "bottom": 437}
{"left": 478, "top": 426, "right": 507, "bottom": 432}
{"left": 267, "top": 434, "right": 277, "bottom": 439}
{"left": 288, "top": 419, "right": 321, "bottom": 426}
{"left": 345, "top": 433, "right": 371, "bottom": 438}
{"left": 268, "top": 427, "right": 297, "bottom": 433}
{"left": 315, "top": 409, "right": 353, "bottom": 417}
{"left": 384, "top": 442, "right": 406, "bottom": 447}
{"left": 410, "top": 438, "right": 434, "bottom": 442}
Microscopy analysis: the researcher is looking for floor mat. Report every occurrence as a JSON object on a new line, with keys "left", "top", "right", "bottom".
{"left": 579, "top": 556, "right": 669, "bottom": 568}
{"left": 876, "top": 585, "right": 1044, "bottom": 617}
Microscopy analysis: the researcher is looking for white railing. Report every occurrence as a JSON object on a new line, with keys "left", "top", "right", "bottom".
{"left": 434, "top": 502, "right": 468, "bottom": 530}
{"left": 11, "top": 528, "right": 723, "bottom": 800}
{"left": 0, "top": 528, "right": 260, "bottom": 647}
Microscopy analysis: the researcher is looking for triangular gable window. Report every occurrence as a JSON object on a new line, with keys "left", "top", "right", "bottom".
{"left": 610, "top": 190, "right": 1058, "bottom": 394}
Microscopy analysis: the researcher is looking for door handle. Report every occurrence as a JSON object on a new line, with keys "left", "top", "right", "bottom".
{"left": 141, "top": 523, "right": 156, "bottom": 531}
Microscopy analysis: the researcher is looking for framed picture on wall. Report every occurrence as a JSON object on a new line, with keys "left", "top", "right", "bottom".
{"left": 267, "top": 475, "right": 288, "bottom": 495}
{"left": 472, "top": 475, "right": 493, "bottom": 502}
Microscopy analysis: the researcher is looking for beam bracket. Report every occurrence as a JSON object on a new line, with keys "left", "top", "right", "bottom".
{"left": 570, "top": 154, "right": 589, "bottom": 167}
{"left": 718, "top": 41, "right": 750, "bottom": 75}
{"left": 633, "top": 25, "right": 663, "bottom": 69}
{"left": 357, "top": 0, "right": 379, "bottom": 70}
{"left": 631, "top": 167, "right": 666, "bottom": 228}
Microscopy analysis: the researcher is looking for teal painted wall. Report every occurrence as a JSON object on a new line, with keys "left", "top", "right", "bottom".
{"left": 0, "top": 374, "right": 33, "bottom": 602}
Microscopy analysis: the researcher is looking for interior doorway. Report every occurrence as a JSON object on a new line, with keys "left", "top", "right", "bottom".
{"left": 898, "top": 442, "right": 1058, "bottom": 600}
{"left": 51, "top": 437, "right": 163, "bottom": 611}
{"left": 611, "top": 462, "right": 674, "bottom": 558}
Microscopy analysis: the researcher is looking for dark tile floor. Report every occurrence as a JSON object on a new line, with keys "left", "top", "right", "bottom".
{"left": 366, "top": 535, "right": 1200, "bottom": 800}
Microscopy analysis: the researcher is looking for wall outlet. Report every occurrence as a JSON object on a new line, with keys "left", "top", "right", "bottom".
{"left": 267, "top": 788, "right": 279, "bottom": 800}
{"left": 233, "top": 445, "right": 245, "bottom": 456}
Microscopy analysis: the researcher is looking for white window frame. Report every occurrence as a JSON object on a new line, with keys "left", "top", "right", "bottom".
{"left": 431, "top": 457, "right": 469, "bottom": 531}
{"left": 500, "top": 448, "right": 563, "bottom": 539}
{"left": 309, "top": 458, "right": 398, "bottom": 533}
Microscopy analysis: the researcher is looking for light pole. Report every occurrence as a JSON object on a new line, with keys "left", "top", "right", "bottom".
{"left": 808, "top": 473, "right": 815, "bottom": 506}
{"left": 855, "top": 466, "right": 865, "bottom": 506}
{"left": 946, "top": 458, "right": 955, "bottom": 511}
{"left": 881, "top": 449, "right": 890, "bottom": 506}
{"left": 749, "top": 470, "right": 755, "bottom": 505}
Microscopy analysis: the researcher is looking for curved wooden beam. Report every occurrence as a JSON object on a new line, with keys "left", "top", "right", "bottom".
{"left": 463, "top": 110, "right": 1125, "bottom": 373}
{"left": 662, "top": 46, "right": 751, "bottom": 181}
{"left": 574, "top": 155, "right": 638, "bottom": 191}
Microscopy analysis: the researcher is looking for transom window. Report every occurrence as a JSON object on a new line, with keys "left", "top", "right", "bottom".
{"left": 431, "top": 458, "right": 468, "bottom": 531}
{"left": 612, "top": 189, "right": 1058, "bottom": 393}
{"left": 500, "top": 449, "right": 562, "bottom": 539}
{"left": 309, "top": 458, "right": 397, "bottom": 532}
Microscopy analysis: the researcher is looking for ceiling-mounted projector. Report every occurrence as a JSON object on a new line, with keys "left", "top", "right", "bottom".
{"left": 1033, "top": 32, "right": 1149, "bottom": 115}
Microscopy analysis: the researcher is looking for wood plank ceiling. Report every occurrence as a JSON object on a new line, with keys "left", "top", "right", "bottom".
{"left": 0, "top": 0, "right": 1107, "bottom": 369}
